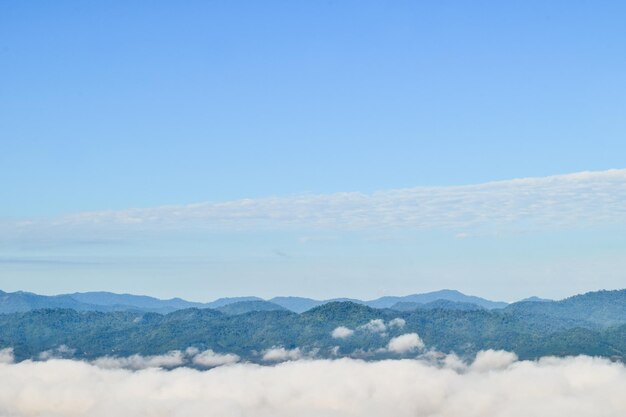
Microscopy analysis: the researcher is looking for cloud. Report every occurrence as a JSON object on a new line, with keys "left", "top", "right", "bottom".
{"left": 262, "top": 347, "right": 303, "bottom": 362}
{"left": 331, "top": 326, "right": 355, "bottom": 339}
{"left": 38, "top": 345, "right": 76, "bottom": 360}
{"left": 192, "top": 349, "right": 240, "bottom": 367}
{"left": 470, "top": 349, "right": 518, "bottom": 372}
{"left": 90, "top": 349, "right": 242, "bottom": 370}
{"left": 358, "top": 319, "right": 406, "bottom": 338}
{"left": 91, "top": 351, "right": 186, "bottom": 370}
{"left": 0, "top": 348, "right": 14, "bottom": 364}
{"left": 6, "top": 169, "right": 626, "bottom": 236}
{"left": 388, "top": 318, "right": 406, "bottom": 329}
{"left": 0, "top": 257, "right": 99, "bottom": 265}
{"left": 359, "top": 319, "right": 387, "bottom": 334}
{"left": 387, "top": 333, "right": 425, "bottom": 353}
{"left": 0, "top": 354, "right": 625, "bottom": 416}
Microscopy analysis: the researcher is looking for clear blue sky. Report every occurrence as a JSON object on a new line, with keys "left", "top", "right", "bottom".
{"left": 1, "top": 1, "right": 626, "bottom": 301}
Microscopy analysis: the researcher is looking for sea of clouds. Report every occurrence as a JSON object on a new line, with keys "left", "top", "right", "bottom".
{"left": 0, "top": 347, "right": 625, "bottom": 417}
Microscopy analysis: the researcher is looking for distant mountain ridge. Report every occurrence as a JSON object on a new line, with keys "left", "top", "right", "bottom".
{"left": 215, "top": 300, "right": 286, "bottom": 315}
{"left": 1, "top": 288, "right": 616, "bottom": 316}
{"left": 0, "top": 289, "right": 508, "bottom": 314}
{"left": 365, "top": 289, "right": 507, "bottom": 310}
{"left": 505, "top": 289, "right": 626, "bottom": 329}
{"left": 390, "top": 299, "right": 486, "bottom": 312}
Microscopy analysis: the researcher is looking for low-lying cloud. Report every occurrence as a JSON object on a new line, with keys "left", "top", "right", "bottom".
{"left": 359, "top": 319, "right": 387, "bottom": 334}
{"left": 0, "top": 348, "right": 14, "bottom": 364}
{"left": 386, "top": 333, "right": 424, "bottom": 353}
{"left": 388, "top": 318, "right": 406, "bottom": 329}
{"left": 91, "top": 348, "right": 240, "bottom": 370}
{"left": 262, "top": 347, "right": 303, "bottom": 362}
{"left": 470, "top": 349, "right": 518, "bottom": 372}
{"left": 0, "top": 352, "right": 625, "bottom": 416}
{"left": 332, "top": 326, "right": 355, "bottom": 339}
{"left": 191, "top": 349, "right": 240, "bottom": 367}
{"left": 92, "top": 351, "right": 187, "bottom": 370}
{"left": 38, "top": 345, "right": 77, "bottom": 361}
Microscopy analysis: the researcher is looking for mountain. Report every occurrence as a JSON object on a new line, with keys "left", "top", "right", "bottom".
{"left": 205, "top": 296, "right": 264, "bottom": 308}
{"left": 0, "top": 290, "right": 268, "bottom": 314}
{"left": 519, "top": 296, "right": 553, "bottom": 303}
{"left": 69, "top": 292, "right": 206, "bottom": 313}
{"left": 2, "top": 290, "right": 626, "bottom": 364}
{"left": 271, "top": 291, "right": 506, "bottom": 312}
{"left": 4, "top": 289, "right": 620, "bottom": 320}
{"left": 366, "top": 290, "right": 508, "bottom": 310}
{"left": 216, "top": 300, "right": 286, "bottom": 315}
{"left": 0, "top": 291, "right": 99, "bottom": 314}
{"left": 0, "top": 289, "right": 508, "bottom": 314}
{"left": 269, "top": 297, "right": 323, "bottom": 313}
{"left": 390, "top": 299, "right": 485, "bottom": 312}
{"left": 505, "top": 289, "right": 626, "bottom": 329}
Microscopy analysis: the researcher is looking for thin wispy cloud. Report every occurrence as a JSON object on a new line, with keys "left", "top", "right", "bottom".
{"left": 0, "top": 257, "right": 102, "bottom": 266}
{"left": 7, "top": 169, "right": 626, "bottom": 235}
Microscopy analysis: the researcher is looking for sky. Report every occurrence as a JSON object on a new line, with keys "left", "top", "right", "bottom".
{"left": 1, "top": 1, "right": 626, "bottom": 301}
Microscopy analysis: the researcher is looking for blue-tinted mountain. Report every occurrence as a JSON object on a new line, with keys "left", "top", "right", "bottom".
{"left": 0, "top": 291, "right": 100, "bottom": 313}
{"left": 505, "top": 289, "right": 626, "bottom": 329}
{"left": 69, "top": 292, "right": 206, "bottom": 313}
{"left": 0, "top": 289, "right": 509, "bottom": 314}
{"left": 519, "top": 296, "right": 553, "bottom": 303}
{"left": 216, "top": 300, "right": 286, "bottom": 315}
{"left": 390, "top": 299, "right": 485, "bottom": 312}
{"left": 0, "top": 290, "right": 270, "bottom": 314}
{"left": 269, "top": 297, "right": 323, "bottom": 313}
{"left": 272, "top": 291, "right": 506, "bottom": 312}
{"left": 205, "top": 296, "right": 264, "bottom": 308}
{"left": 366, "top": 289, "right": 507, "bottom": 310}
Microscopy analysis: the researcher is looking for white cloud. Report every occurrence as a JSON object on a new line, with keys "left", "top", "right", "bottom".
{"left": 92, "top": 351, "right": 185, "bottom": 370}
{"left": 185, "top": 347, "right": 200, "bottom": 356}
{"left": 44, "top": 348, "right": 242, "bottom": 370}
{"left": 470, "top": 349, "right": 518, "bottom": 372}
{"left": 38, "top": 345, "right": 76, "bottom": 360}
{"left": 359, "top": 319, "right": 387, "bottom": 334}
{"left": 442, "top": 352, "right": 468, "bottom": 372}
{"left": 388, "top": 318, "right": 406, "bottom": 329}
{"left": 8, "top": 169, "right": 626, "bottom": 235}
{"left": 262, "top": 347, "right": 303, "bottom": 362}
{"left": 192, "top": 349, "right": 240, "bottom": 367}
{"left": 0, "top": 348, "right": 14, "bottom": 364}
{"left": 0, "top": 354, "right": 626, "bottom": 416}
{"left": 387, "top": 333, "right": 425, "bottom": 353}
{"left": 331, "top": 326, "right": 355, "bottom": 339}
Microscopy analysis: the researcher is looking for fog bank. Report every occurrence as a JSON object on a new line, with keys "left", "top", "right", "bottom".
{"left": 0, "top": 352, "right": 625, "bottom": 417}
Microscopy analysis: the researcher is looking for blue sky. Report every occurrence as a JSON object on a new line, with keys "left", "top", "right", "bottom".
{"left": 2, "top": 1, "right": 626, "bottom": 301}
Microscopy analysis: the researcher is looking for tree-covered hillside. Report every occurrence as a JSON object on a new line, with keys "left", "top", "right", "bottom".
{"left": 0, "top": 289, "right": 625, "bottom": 363}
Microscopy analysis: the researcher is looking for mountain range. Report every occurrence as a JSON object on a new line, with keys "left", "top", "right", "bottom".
{"left": 0, "top": 289, "right": 509, "bottom": 315}
{"left": 0, "top": 288, "right": 625, "bottom": 364}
